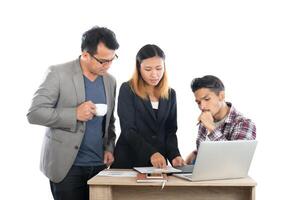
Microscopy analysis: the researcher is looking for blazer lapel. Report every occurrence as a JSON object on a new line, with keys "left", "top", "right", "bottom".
{"left": 142, "top": 98, "right": 156, "bottom": 121}
{"left": 157, "top": 98, "right": 168, "bottom": 128}
{"left": 73, "top": 59, "right": 85, "bottom": 104}
{"left": 103, "top": 75, "right": 111, "bottom": 117}
{"left": 141, "top": 97, "right": 169, "bottom": 133}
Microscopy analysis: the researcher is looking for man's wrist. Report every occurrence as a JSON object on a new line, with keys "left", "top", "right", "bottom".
{"left": 207, "top": 124, "right": 215, "bottom": 133}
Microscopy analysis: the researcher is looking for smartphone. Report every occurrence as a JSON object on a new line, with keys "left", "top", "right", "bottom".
{"left": 146, "top": 173, "right": 163, "bottom": 179}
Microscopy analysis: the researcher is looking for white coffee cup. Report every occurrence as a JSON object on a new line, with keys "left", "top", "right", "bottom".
{"left": 95, "top": 104, "right": 107, "bottom": 116}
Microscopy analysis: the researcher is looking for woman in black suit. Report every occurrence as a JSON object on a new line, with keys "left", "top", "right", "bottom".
{"left": 112, "top": 44, "right": 184, "bottom": 169}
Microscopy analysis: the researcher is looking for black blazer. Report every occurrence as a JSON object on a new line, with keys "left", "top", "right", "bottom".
{"left": 112, "top": 82, "right": 181, "bottom": 168}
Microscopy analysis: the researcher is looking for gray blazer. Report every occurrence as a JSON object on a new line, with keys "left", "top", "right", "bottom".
{"left": 27, "top": 58, "right": 116, "bottom": 183}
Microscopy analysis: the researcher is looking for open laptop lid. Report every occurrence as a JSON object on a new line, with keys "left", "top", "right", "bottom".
{"left": 189, "top": 140, "right": 257, "bottom": 181}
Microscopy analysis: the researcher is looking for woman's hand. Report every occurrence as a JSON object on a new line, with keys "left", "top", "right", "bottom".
{"left": 150, "top": 152, "right": 167, "bottom": 169}
{"left": 172, "top": 156, "right": 185, "bottom": 167}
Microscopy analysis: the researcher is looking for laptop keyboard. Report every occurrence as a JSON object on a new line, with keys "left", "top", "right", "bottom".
{"left": 174, "top": 165, "right": 194, "bottom": 173}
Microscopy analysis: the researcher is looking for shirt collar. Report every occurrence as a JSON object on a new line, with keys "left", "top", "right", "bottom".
{"left": 223, "top": 102, "right": 238, "bottom": 124}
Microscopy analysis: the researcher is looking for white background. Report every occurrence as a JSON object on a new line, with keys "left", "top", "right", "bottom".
{"left": 1, "top": 0, "right": 299, "bottom": 199}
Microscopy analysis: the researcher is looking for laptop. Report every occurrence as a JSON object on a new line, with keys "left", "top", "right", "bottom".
{"left": 174, "top": 140, "right": 257, "bottom": 181}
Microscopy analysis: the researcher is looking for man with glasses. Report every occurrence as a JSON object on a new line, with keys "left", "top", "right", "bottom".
{"left": 27, "top": 26, "right": 119, "bottom": 200}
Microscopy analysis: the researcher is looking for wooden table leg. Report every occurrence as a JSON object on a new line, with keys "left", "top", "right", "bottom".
{"left": 251, "top": 186, "right": 256, "bottom": 200}
{"left": 90, "top": 185, "right": 112, "bottom": 200}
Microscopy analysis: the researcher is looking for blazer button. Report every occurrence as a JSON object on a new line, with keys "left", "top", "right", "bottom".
{"left": 75, "top": 145, "right": 79, "bottom": 149}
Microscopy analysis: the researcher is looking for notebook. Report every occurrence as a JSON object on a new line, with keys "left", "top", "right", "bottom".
{"left": 136, "top": 173, "right": 168, "bottom": 183}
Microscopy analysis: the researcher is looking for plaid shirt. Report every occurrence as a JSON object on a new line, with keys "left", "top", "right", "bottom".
{"left": 196, "top": 102, "right": 256, "bottom": 149}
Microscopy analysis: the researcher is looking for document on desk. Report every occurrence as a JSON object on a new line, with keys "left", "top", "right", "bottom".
{"left": 133, "top": 166, "right": 182, "bottom": 174}
{"left": 97, "top": 169, "right": 137, "bottom": 177}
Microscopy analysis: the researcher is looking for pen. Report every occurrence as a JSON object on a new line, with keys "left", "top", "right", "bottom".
{"left": 161, "top": 180, "right": 166, "bottom": 190}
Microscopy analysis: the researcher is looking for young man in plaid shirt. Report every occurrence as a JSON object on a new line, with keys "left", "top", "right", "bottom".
{"left": 185, "top": 75, "right": 256, "bottom": 164}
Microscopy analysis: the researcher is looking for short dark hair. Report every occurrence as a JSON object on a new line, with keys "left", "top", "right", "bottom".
{"left": 191, "top": 75, "right": 225, "bottom": 94}
{"left": 81, "top": 26, "right": 119, "bottom": 55}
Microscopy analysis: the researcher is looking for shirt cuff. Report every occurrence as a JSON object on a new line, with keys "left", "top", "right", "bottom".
{"left": 208, "top": 129, "right": 224, "bottom": 140}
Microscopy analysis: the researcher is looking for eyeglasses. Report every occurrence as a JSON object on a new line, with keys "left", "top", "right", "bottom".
{"left": 89, "top": 52, "right": 118, "bottom": 65}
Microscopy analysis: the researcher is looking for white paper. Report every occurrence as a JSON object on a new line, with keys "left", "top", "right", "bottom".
{"left": 97, "top": 170, "right": 137, "bottom": 177}
{"left": 133, "top": 166, "right": 182, "bottom": 174}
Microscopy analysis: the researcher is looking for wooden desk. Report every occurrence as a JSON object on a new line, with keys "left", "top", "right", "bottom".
{"left": 88, "top": 170, "right": 256, "bottom": 200}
